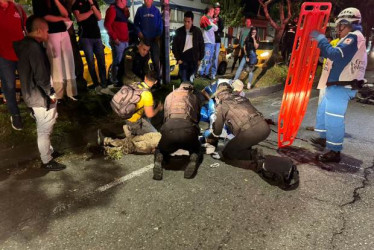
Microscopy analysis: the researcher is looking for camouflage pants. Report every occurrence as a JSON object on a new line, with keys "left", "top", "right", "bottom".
{"left": 104, "top": 131, "right": 161, "bottom": 156}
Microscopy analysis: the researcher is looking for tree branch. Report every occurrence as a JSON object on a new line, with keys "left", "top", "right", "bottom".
{"left": 284, "top": 0, "right": 292, "bottom": 24}
{"left": 258, "top": 0, "right": 278, "bottom": 29}
{"left": 280, "top": 1, "right": 284, "bottom": 24}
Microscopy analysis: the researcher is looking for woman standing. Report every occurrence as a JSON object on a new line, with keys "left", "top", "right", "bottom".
{"left": 33, "top": 0, "right": 77, "bottom": 101}
{"left": 243, "top": 27, "right": 259, "bottom": 89}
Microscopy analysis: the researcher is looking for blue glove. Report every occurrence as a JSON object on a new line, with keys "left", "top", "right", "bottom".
{"left": 310, "top": 30, "right": 325, "bottom": 43}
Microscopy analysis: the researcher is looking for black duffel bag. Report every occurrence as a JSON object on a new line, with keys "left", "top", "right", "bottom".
{"left": 257, "top": 155, "right": 299, "bottom": 190}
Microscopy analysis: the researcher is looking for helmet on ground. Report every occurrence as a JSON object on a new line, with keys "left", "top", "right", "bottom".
{"left": 335, "top": 8, "right": 361, "bottom": 25}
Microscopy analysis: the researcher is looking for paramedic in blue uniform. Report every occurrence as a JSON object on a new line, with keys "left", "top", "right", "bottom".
{"left": 310, "top": 8, "right": 367, "bottom": 163}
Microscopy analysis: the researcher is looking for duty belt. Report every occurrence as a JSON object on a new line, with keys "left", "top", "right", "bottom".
{"left": 326, "top": 80, "right": 365, "bottom": 90}
{"left": 169, "top": 113, "right": 198, "bottom": 123}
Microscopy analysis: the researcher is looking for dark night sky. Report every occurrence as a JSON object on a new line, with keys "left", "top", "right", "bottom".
{"left": 243, "top": 0, "right": 261, "bottom": 17}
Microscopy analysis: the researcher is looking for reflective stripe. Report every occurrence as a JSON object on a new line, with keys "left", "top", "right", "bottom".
{"left": 327, "top": 140, "right": 343, "bottom": 146}
{"left": 314, "top": 129, "right": 327, "bottom": 132}
{"left": 337, "top": 47, "right": 344, "bottom": 58}
{"left": 326, "top": 112, "right": 344, "bottom": 118}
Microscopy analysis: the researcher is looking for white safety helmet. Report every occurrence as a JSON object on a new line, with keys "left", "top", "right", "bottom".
{"left": 335, "top": 7, "right": 361, "bottom": 25}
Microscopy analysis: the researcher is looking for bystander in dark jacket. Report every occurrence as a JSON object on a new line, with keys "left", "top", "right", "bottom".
{"left": 13, "top": 15, "right": 65, "bottom": 171}
{"left": 172, "top": 11, "right": 204, "bottom": 83}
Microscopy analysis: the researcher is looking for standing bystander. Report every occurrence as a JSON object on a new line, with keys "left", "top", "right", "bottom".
{"left": 73, "top": 0, "right": 110, "bottom": 94}
{"left": 14, "top": 15, "right": 66, "bottom": 170}
{"left": 134, "top": 0, "right": 163, "bottom": 83}
{"left": 33, "top": 0, "right": 78, "bottom": 101}
{"left": 0, "top": 0, "right": 27, "bottom": 130}
{"left": 211, "top": 2, "right": 224, "bottom": 80}
{"left": 198, "top": 5, "right": 218, "bottom": 79}
{"left": 172, "top": 11, "right": 204, "bottom": 83}
{"left": 233, "top": 17, "right": 252, "bottom": 78}
{"left": 104, "top": 0, "right": 130, "bottom": 87}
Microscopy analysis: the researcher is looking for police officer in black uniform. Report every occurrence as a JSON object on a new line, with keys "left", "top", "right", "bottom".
{"left": 211, "top": 83, "right": 270, "bottom": 160}
{"left": 153, "top": 82, "right": 202, "bottom": 180}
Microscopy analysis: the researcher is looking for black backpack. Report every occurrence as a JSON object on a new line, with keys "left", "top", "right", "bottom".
{"left": 257, "top": 155, "right": 299, "bottom": 190}
{"left": 110, "top": 83, "right": 145, "bottom": 119}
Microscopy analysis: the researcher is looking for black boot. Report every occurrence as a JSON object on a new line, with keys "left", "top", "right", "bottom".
{"left": 317, "top": 150, "right": 341, "bottom": 163}
{"left": 310, "top": 137, "right": 326, "bottom": 148}
{"left": 153, "top": 152, "right": 163, "bottom": 180}
{"left": 184, "top": 153, "right": 198, "bottom": 179}
{"left": 250, "top": 148, "right": 264, "bottom": 172}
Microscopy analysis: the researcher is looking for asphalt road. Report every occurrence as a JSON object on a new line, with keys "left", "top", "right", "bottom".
{"left": 1, "top": 56, "right": 374, "bottom": 249}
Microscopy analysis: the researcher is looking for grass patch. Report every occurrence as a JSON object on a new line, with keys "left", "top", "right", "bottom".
{"left": 251, "top": 64, "right": 289, "bottom": 88}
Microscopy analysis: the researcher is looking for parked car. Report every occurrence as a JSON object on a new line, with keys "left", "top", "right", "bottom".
{"left": 256, "top": 40, "right": 274, "bottom": 68}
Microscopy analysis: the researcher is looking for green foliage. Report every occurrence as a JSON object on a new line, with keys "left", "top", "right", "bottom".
{"left": 217, "top": 0, "right": 245, "bottom": 27}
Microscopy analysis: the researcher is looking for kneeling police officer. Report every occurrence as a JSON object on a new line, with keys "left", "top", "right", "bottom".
{"left": 210, "top": 83, "right": 270, "bottom": 161}
{"left": 153, "top": 82, "right": 202, "bottom": 180}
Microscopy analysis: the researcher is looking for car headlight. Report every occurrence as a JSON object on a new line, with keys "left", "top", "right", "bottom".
{"left": 260, "top": 52, "right": 270, "bottom": 58}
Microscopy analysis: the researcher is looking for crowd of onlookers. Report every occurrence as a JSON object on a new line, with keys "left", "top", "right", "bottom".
{"left": 1, "top": 0, "right": 261, "bottom": 129}
{"left": 0, "top": 0, "right": 262, "bottom": 170}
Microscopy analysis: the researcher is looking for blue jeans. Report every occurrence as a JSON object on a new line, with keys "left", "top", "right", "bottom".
{"left": 199, "top": 43, "right": 215, "bottom": 76}
{"left": 210, "top": 43, "right": 221, "bottom": 78}
{"left": 0, "top": 57, "right": 20, "bottom": 116}
{"left": 179, "top": 61, "right": 197, "bottom": 83}
{"left": 234, "top": 56, "right": 246, "bottom": 80}
{"left": 234, "top": 57, "right": 255, "bottom": 87}
{"left": 81, "top": 38, "right": 107, "bottom": 87}
{"left": 315, "top": 85, "right": 357, "bottom": 152}
{"left": 110, "top": 40, "right": 128, "bottom": 84}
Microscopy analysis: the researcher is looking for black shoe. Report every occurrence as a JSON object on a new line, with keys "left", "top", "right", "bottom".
{"left": 97, "top": 129, "right": 105, "bottom": 146}
{"left": 51, "top": 151, "right": 64, "bottom": 159}
{"left": 310, "top": 137, "right": 326, "bottom": 148}
{"left": 184, "top": 153, "right": 198, "bottom": 179}
{"left": 153, "top": 152, "right": 163, "bottom": 180}
{"left": 41, "top": 160, "right": 66, "bottom": 171}
{"left": 317, "top": 150, "right": 341, "bottom": 163}
{"left": 10, "top": 115, "right": 23, "bottom": 131}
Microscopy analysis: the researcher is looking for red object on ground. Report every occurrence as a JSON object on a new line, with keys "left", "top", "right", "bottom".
{"left": 278, "top": 2, "right": 331, "bottom": 148}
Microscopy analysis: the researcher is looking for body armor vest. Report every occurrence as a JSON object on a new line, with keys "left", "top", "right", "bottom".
{"left": 224, "top": 95, "right": 261, "bottom": 131}
{"left": 165, "top": 86, "right": 198, "bottom": 123}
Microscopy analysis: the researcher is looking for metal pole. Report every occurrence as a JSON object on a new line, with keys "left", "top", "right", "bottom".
{"left": 161, "top": 0, "right": 170, "bottom": 84}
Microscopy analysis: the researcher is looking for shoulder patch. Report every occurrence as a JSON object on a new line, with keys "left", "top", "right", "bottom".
{"left": 343, "top": 38, "right": 353, "bottom": 45}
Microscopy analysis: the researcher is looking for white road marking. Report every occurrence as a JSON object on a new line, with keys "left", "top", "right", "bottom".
{"left": 52, "top": 164, "right": 154, "bottom": 214}
{"left": 96, "top": 164, "right": 154, "bottom": 192}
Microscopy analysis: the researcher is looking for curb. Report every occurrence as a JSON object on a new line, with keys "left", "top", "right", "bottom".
{"left": 245, "top": 83, "right": 284, "bottom": 99}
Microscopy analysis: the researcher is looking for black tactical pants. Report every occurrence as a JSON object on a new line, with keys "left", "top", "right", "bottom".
{"left": 158, "top": 119, "right": 201, "bottom": 157}
{"left": 222, "top": 117, "right": 270, "bottom": 160}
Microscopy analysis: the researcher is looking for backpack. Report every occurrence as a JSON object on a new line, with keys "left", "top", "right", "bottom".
{"left": 110, "top": 83, "right": 145, "bottom": 119}
{"left": 257, "top": 155, "right": 299, "bottom": 190}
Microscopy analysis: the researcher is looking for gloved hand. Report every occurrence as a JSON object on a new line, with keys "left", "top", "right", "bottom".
{"left": 310, "top": 30, "right": 325, "bottom": 43}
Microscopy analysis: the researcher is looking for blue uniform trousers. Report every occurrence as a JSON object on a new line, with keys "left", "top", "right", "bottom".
{"left": 315, "top": 85, "right": 357, "bottom": 151}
